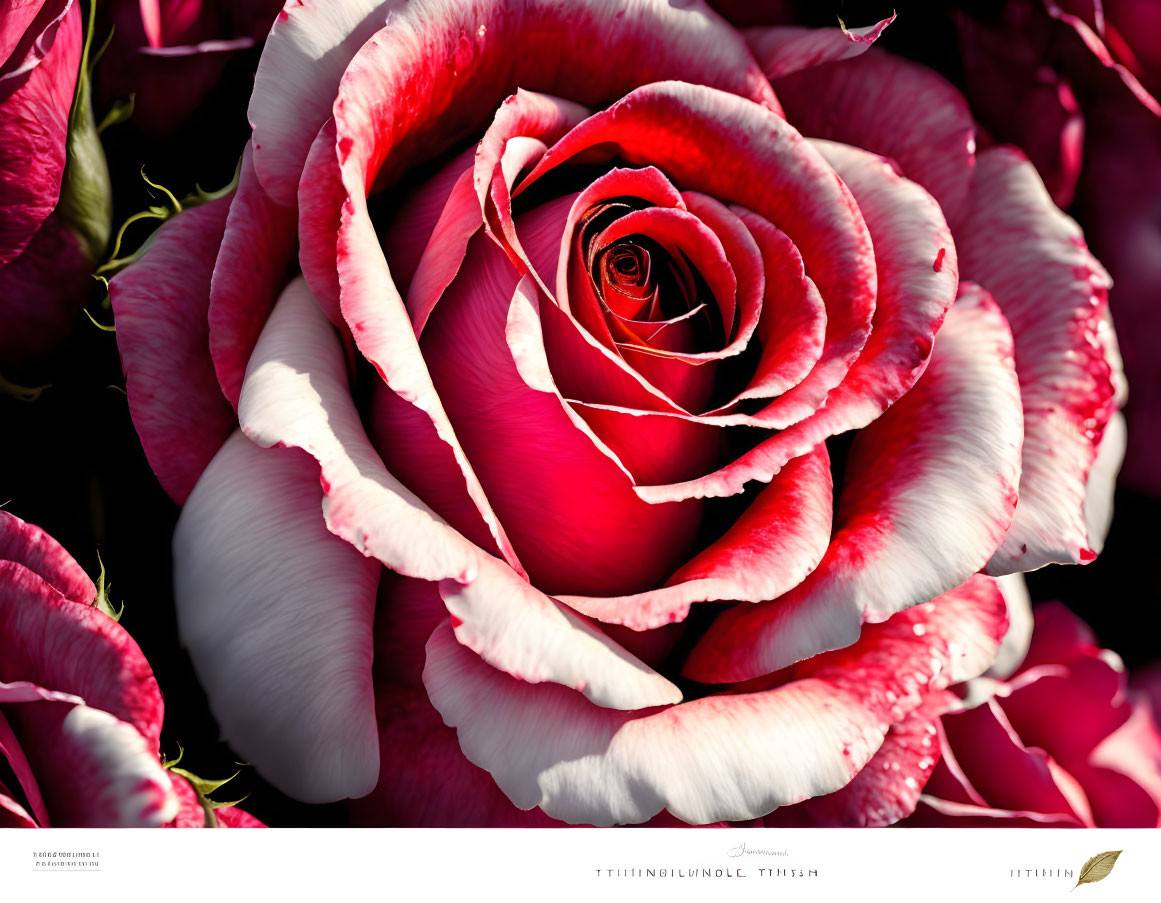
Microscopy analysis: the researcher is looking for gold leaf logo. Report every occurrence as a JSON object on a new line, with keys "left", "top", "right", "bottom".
{"left": 1074, "top": 851, "right": 1123, "bottom": 889}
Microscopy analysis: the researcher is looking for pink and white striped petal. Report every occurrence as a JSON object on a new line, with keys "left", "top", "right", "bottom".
{"left": 240, "top": 280, "right": 671, "bottom": 706}
{"left": 424, "top": 573, "right": 1006, "bottom": 826}
{"left": 955, "top": 147, "right": 1121, "bottom": 574}
{"left": 0, "top": 561, "right": 164, "bottom": 747}
{"left": 247, "top": 0, "right": 402, "bottom": 205}
{"left": 765, "top": 700, "right": 948, "bottom": 827}
{"left": 237, "top": 277, "right": 508, "bottom": 584}
{"left": 684, "top": 292, "right": 1022, "bottom": 683}
{"left": 557, "top": 445, "right": 832, "bottom": 630}
{"left": 4, "top": 699, "right": 178, "bottom": 827}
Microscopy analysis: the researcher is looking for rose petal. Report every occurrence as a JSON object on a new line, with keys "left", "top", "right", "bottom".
{"left": 5, "top": 699, "right": 178, "bottom": 827}
{"left": 939, "top": 697, "right": 1096, "bottom": 825}
{"left": 110, "top": 198, "right": 236, "bottom": 504}
{"left": 0, "top": 510, "right": 94, "bottom": 604}
{"left": 0, "top": 561, "right": 163, "bottom": 747}
{"left": 207, "top": 141, "right": 298, "bottom": 409}
{"left": 684, "top": 289, "right": 1022, "bottom": 682}
{"left": 746, "top": 16, "right": 896, "bottom": 82}
{"left": 557, "top": 445, "right": 832, "bottom": 630}
{"left": 955, "top": 147, "right": 1120, "bottom": 573}
{"left": 423, "top": 572, "right": 1006, "bottom": 826}
{"left": 252, "top": 0, "right": 778, "bottom": 214}
{"left": 0, "top": 0, "right": 77, "bottom": 266}
{"left": 173, "top": 431, "right": 381, "bottom": 803}
{"left": 237, "top": 276, "right": 504, "bottom": 585}
{"left": 770, "top": 46, "right": 977, "bottom": 222}
{"left": 765, "top": 702, "right": 946, "bottom": 827}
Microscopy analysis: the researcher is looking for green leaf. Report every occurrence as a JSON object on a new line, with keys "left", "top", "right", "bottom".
{"left": 1075, "top": 851, "right": 1122, "bottom": 888}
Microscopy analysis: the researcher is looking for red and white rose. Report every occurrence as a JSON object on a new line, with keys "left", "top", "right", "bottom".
{"left": 0, "top": 511, "right": 261, "bottom": 827}
{"left": 110, "top": 0, "right": 1126, "bottom": 825}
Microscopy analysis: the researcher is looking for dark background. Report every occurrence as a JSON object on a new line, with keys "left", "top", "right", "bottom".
{"left": 1, "top": 0, "right": 1158, "bottom": 827}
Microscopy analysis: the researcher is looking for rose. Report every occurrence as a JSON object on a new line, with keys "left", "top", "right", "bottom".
{"left": 109, "top": 1, "right": 1124, "bottom": 826}
{"left": 953, "top": 1, "right": 1161, "bottom": 496}
{"left": 0, "top": 0, "right": 110, "bottom": 365}
{"left": 0, "top": 511, "right": 261, "bottom": 827}
{"left": 903, "top": 601, "right": 1161, "bottom": 827}
{"left": 95, "top": 0, "right": 285, "bottom": 133}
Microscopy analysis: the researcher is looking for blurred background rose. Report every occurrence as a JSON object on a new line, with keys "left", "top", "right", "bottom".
{"left": 95, "top": 0, "right": 285, "bottom": 134}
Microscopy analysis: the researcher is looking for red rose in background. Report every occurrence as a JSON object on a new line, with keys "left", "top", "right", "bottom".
{"left": 110, "top": 1, "right": 1124, "bottom": 825}
{"left": 0, "top": 511, "right": 261, "bottom": 827}
{"left": 96, "top": 0, "right": 285, "bottom": 133}
{"left": 907, "top": 602, "right": 1161, "bottom": 827}
{"left": 955, "top": 0, "right": 1161, "bottom": 496}
{"left": 0, "top": 0, "right": 110, "bottom": 365}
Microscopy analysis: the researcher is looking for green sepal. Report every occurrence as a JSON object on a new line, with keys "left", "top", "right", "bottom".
{"left": 0, "top": 374, "right": 51, "bottom": 402}
{"left": 57, "top": 0, "right": 112, "bottom": 263}
{"left": 82, "top": 307, "right": 115, "bottom": 333}
{"left": 97, "top": 94, "right": 134, "bottom": 134}
{"left": 169, "top": 767, "right": 242, "bottom": 798}
{"left": 161, "top": 744, "right": 185, "bottom": 770}
{"left": 164, "top": 755, "right": 250, "bottom": 828}
{"left": 92, "top": 551, "right": 124, "bottom": 621}
{"left": 94, "top": 161, "right": 239, "bottom": 286}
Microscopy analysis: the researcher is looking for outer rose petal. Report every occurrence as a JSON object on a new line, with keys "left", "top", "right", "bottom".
{"left": 0, "top": 509, "right": 95, "bottom": 604}
{"left": 0, "top": 561, "right": 164, "bottom": 748}
{"left": 746, "top": 16, "right": 895, "bottom": 81}
{"left": 5, "top": 700, "right": 178, "bottom": 827}
{"left": 110, "top": 197, "right": 237, "bottom": 504}
{"left": 236, "top": 278, "right": 499, "bottom": 585}
{"left": 0, "top": 0, "right": 77, "bottom": 266}
{"left": 764, "top": 701, "right": 948, "bottom": 827}
{"left": 424, "top": 573, "right": 1006, "bottom": 826}
{"left": 954, "top": 147, "right": 1121, "bottom": 573}
{"left": 349, "top": 680, "right": 562, "bottom": 827}
{"left": 237, "top": 283, "right": 675, "bottom": 709}
{"left": 769, "top": 46, "right": 977, "bottom": 222}
{"left": 255, "top": 0, "right": 777, "bottom": 205}
{"left": 173, "top": 432, "right": 382, "bottom": 804}
{"left": 684, "top": 288, "right": 1023, "bottom": 682}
